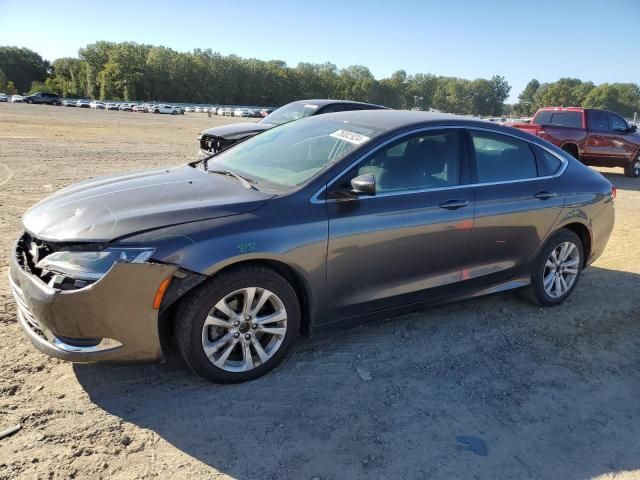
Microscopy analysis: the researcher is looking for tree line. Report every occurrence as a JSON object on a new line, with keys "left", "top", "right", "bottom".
{"left": 1, "top": 42, "right": 510, "bottom": 115}
{"left": 514, "top": 78, "right": 640, "bottom": 118}
{"left": 1, "top": 43, "right": 638, "bottom": 117}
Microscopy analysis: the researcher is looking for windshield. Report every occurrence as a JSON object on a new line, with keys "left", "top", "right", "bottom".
{"left": 207, "top": 117, "right": 385, "bottom": 192}
{"left": 261, "top": 101, "right": 321, "bottom": 126}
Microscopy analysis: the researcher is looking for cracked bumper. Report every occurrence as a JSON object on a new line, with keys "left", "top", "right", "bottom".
{"left": 9, "top": 245, "right": 178, "bottom": 363}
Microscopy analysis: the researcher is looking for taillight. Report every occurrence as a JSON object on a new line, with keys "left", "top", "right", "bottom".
{"left": 611, "top": 186, "right": 617, "bottom": 201}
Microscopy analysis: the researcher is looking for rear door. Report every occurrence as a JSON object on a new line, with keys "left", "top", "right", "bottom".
{"left": 465, "top": 129, "right": 566, "bottom": 286}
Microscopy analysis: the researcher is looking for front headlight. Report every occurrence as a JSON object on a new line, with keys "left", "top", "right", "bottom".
{"left": 36, "top": 247, "right": 155, "bottom": 281}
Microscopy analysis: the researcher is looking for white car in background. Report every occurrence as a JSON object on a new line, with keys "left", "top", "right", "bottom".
{"left": 132, "top": 104, "right": 147, "bottom": 112}
{"left": 62, "top": 99, "right": 76, "bottom": 107}
{"left": 10, "top": 95, "right": 24, "bottom": 103}
{"left": 216, "top": 107, "right": 225, "bottom": 115}
{"left": 105, "top": 103, "right": 119, "bottom": 111}
{"left": 118, "top": 103, "right": 134, "bottom": 111}
{"left": 76, "top": 99, "right": 91, "bottom": 108}
{"left": 184, "top": 106, "right": 195, "bottom": 112}
{"left": 234, "top": 108, "right": 252, "bottom": 117}
{"left": 90, "top": 101, "right": 106, "bottom": 110}
{"left": 150, "top": 104, "right": 182, "bottom": 115}
{"left": 194, "top": 106, "right": 206, "bottom": 113}
{"left": 0, "top": 93, "right": 8, "bottom": 102}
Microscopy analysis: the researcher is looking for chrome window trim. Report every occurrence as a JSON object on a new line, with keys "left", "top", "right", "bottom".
{"left": 310, "top": 125, "right": 568, "bottom": 204}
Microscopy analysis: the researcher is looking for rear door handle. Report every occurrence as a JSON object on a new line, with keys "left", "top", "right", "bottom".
{"left": 535, "top": 191, "right": 557, "bottom": 200}
{"left": 439, "top": 199, "right": 469, "bottom": 210}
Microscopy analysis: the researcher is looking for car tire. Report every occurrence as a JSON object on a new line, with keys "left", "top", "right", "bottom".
{"left": 171, "top": 110, "right": 177, "bottom": 115}
{"left": 26, "top": 99, "right": 33, "bottom": 104}
{"left": 174, "top": 265, "right": 301, "bottom": 383}
{"left": 518, "top": 229, "right": 584, "bottom": 307}
{"left": 51, "top": 101, "right": 57, "bottom": 106}
{"left": 624, "top": 157, "right": 640, "bottom": 178}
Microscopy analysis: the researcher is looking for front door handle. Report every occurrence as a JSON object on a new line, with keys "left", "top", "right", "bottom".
{"left": 535, "top": 191, "right": 557, "bottom": 200}
{"left": 439, "top": 199, "right": 469, "bottom": 210}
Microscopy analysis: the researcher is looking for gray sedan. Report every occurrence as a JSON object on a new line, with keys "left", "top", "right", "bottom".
{"left": 10, "top": 110, "right": 615, "bottom": 383}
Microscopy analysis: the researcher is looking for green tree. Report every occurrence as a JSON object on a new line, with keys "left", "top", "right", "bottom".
{"left": 0, "top": 46, "right": 50, "bottom": 93}
{"left": 516, "top": 79, "right": 540, "bottom": 115}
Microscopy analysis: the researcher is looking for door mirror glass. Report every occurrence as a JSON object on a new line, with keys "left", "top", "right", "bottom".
{"left": 350, "top": 173, "right": 376, "bottom": 196}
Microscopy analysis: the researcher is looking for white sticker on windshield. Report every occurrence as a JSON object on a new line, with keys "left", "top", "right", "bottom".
{"left": 304, "top": 104, "right": 319, "bottom": 110}
{"left": 330, "top": 129, "right": 370, "bottom": 145}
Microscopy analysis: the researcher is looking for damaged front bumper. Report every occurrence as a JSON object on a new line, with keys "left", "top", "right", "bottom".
{"left": 9, "top": 242, "right": 178, "bottom": 363}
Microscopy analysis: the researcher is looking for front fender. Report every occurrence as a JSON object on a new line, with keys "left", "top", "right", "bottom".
{"left": 119, "top": 203, "right": 329, "bottom": 323}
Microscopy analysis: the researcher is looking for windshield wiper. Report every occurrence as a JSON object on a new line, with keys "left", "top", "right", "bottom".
{"left": 208, "top": 169, "right": 258, "bottom": 190}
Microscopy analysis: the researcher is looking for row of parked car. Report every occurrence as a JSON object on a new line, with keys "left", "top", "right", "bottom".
{"left": 0, "top": 91, "right": 273, "bottom": 117}
{"left": 60, "top": 99, "right": 185, "bottom": 114}
{"left": 184, "top": 106, "right": 274, "bottom": 117}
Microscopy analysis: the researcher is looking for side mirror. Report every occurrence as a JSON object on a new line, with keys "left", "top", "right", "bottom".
{"left": 350, "top": 173, "right": 376, "bottom": 196}
{"left": 628, "top": 124, "right": 638, "bottom": 133}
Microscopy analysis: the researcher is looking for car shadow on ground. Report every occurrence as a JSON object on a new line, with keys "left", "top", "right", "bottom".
{"left": 74, "top": 266, "right": 640, "bottom": 480}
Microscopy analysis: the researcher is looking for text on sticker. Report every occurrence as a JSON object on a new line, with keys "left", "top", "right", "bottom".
{"left": 330, "top": 130, "right": 371, "bottom": 145}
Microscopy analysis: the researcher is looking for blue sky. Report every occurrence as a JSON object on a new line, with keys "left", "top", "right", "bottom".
{"left": 0, "top": 0, "right": 637, "bottom": 102}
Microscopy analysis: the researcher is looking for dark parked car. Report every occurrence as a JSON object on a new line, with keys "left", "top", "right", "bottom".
{"left": 23, "top": 92, "right": 61, "bottom": 105}
{"left": 510, "top": 107, "right": 640, "bottom": 177}
{"left": 10, "top": 111, "right": 615, "bottom": 383}
{"left": 198, "top": 99, "right": 388, "bottom": 155}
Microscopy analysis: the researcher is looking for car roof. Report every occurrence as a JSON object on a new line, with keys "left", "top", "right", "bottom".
{"left": 309, "top": 109, "right": 482, "bottom": 130}
{"left": 288, "top": 99, "right": 388, "bottom": 109}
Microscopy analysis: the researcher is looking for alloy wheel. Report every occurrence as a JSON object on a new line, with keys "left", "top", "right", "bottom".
{"left": 201, "top": 287, "right": 287, "bottom": 372}
{"left": 543, "top": 241, "right": 580, "bottom": 298}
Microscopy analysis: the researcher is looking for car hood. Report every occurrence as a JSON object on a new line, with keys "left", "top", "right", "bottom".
{"left": 200, "top": 121, "right": 274, "bottom": 140}
{"left": 23, "top": 165, "right": 274, "bottom": 243}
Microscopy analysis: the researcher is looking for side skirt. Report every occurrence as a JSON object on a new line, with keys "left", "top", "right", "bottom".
{"left": 310, "top": 276, "right": 530, "bottom": 336}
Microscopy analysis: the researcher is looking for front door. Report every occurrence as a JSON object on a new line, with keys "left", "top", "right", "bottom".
{"left": 324, "top": 129, "right": 475, "bottom": 320}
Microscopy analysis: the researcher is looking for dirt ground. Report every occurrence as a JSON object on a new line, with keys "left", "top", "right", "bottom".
{"left": 0, "top": 103, "right": 639, "bottom": 480}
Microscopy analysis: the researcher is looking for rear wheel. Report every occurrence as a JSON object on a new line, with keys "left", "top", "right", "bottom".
{"left": 175, "top": 265, "right": 300, "bottom": 383}
{"left": 519, "top": 229, "right": 583, "bottom": 306}
{"left": 625, "top": 157, "right": 640, "bottom": 178}
{"left": 561, "top": 144, "right": 579, "bottom": 159}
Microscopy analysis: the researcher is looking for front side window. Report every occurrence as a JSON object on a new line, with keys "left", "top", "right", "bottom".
{"left": 209, "top": 118, "right": 385, "bottom": 191}
{"left": 351, "top": 130, "right": 462, "bottom": 193}
{"left": 471, "top": 131, "right": 537, "bottom": 182}
{"left": 609, "top": 114, "right": 628, "bottom": 132}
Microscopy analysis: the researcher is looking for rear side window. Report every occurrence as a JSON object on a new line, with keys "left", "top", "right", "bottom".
{"left": 532, "top": 111, "right": 552, "bottom": 125}
{"left": 533, "top": 111, "right": 582, "bottom": 128}
{"left": 588, "top": 110, "right": 609, "bottom": 132}
{"left": 471, "top": 131, "right": 537, "bottom": 182}
{"left": 534, "top": 145, "right": 563, "bottom": 176}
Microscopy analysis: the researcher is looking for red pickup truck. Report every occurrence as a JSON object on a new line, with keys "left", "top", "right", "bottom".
{"left": 509, "top": 107, "right": 640, "bottom": 177}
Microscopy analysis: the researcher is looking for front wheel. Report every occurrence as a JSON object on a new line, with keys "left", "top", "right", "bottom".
{"left": 26, "top": 99, "right": 33, "bottom": 104}
{"left": 519, "top": 229, "right": 584, "bottom": 306}
{"left": 625, "top": 157, "right": 640, "bottom": 178}
{"left": 175, "top": 265, "right": 300, "bottom": 383}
